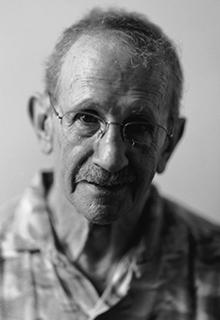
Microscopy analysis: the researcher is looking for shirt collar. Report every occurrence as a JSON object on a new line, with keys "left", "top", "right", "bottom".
{"left": 2, "top": 171, "right": 55, "bottom": 255}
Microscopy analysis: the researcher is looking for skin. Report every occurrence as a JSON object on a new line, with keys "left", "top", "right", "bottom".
{"left": 52, "top": 34, "right": 171, "bottom": 223}
{"left": 31, "top": 32, "right": 185, "bottom": 293}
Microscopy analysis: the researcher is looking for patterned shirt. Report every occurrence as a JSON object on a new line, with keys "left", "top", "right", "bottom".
{"left": 0, "top": 171, "right": 220, "bottom": 320}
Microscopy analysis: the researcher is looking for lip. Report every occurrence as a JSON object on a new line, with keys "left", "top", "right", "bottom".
{"left": 77, "top": 181, "right": 130, "bottom": 194}
{"left": 91, "top": 182, "right": 126, "bottom": 190}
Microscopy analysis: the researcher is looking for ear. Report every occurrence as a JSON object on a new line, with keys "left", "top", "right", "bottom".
{"left": 28, "top": 93, "right": 53, "bottom": 154}
{"left": 156, "top": 117, "right": 186, "bottom": 174}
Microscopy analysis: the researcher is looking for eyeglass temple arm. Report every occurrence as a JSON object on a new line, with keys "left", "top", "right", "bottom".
{"left": 48, "top": 92, "right": 62, "bottom": 120}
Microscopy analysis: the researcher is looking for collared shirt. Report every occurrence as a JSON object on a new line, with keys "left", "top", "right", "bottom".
{"left": 0, "top": 171, "right": 220, "bottom": 320}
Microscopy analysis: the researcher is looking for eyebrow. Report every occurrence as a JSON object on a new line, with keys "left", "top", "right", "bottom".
{"left": 63, "top": 98, "right": 159, "bottom": 122}
{"left": 63, "top": 99, "right": 101, "bottom": 114}
{"left": 128, "top": 103, "right": 159, "bottom": 122}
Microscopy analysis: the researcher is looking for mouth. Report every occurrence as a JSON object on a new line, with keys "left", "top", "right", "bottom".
{"left": 79, "top": 180, "right": 130, "bottom": 191}
{"left": 73, "top": 179, "right": 134, "bottom": 198}
{"left": 73, "top": 165, "right": 136, "bottom": 194}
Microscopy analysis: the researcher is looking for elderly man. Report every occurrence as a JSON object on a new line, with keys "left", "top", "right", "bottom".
{"left": 0, "top": 8, "right": 220, "bottom": 320}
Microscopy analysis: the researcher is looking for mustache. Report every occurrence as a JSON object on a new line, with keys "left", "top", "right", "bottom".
{"left": 74, "top": 165, "right": 136, "bottom": 187}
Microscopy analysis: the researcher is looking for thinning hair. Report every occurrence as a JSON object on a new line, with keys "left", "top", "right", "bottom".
{"left": 45, "top": 8, "right": 183, "bottom": 117}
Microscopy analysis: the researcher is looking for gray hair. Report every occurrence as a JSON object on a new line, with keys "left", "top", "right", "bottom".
{"left": 45, "top": 8, "right": 183, "bottom": 117}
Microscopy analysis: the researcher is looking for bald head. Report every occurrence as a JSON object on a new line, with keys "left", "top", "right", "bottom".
{"left": 45, "top": 8, "right": 183, "bottom": 117}
{"left": 56, "top": 32, "right": 172, "bottom": 119}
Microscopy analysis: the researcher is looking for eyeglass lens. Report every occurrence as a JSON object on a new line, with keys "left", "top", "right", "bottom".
{"left": 61, "top": 111, "right": 166, "bottom": 147}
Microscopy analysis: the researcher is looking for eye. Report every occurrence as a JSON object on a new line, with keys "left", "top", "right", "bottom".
{"left": 137, "top": 123, "right": 156, "bottom": 135}
{"left": 76, "top": 112, "right": 100, "bottom": 124}
{"left": 72, "top": 112, "right": 101, "bottom": 137}
{"left": 124, "top": 121, "right": 157, "bottom": 147}
{"left": 62, "top": 110, "right": 103, "bottom": 139}
{"left": 126, "top": 122, "right": 156, "bottom": 137}
{"left": 64, "top": 111, "right": 100, "bottom": 126}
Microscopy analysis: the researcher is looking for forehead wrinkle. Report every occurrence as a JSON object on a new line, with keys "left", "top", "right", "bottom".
{"left": 59, "top": 35, "right": 171, "bottom": 119}
{"left": 79, "top": 76, "right": 163, "bottom": 106}
{"left": 72, "top": 73, "right": 134, "bottom": 109}
{"left": 76, "top": 76, "right": 127, "bottom": 105}
{"left": 59, "top": 37, "right": 139, "bottom": 97}
{"left": 128, "top": 81, "right": 166, "bottom": 108}
{"left": 69, "top": 77, "right": 167, "bottom": 120}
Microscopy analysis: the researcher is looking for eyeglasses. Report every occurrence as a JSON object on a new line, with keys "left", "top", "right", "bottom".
{"left": 49, "top": 94, "right": 173, "bottom": 148}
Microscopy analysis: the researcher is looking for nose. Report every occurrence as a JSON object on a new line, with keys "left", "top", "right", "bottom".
{"left": 92, "top": 123, "right": 129, "bottom": 172}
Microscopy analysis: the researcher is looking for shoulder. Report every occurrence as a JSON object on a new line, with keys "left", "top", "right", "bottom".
{"left": 160, "top": 194, "right": 220, "bottom": 263}
{"left": 149, "top": 190, "right": 220, "bottom": 316}
{"left": 161, "top": 195, "right": 220, "bottom": 239}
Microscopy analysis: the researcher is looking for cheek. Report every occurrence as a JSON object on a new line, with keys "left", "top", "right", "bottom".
{"left": 56, "top": 143, "right": 97, "bottom": 203}
{"left": 131, "top": 147, "right": 158, "bottom": 190}
{"left": 53, "top": 136, "right": 81, "bottom": 194}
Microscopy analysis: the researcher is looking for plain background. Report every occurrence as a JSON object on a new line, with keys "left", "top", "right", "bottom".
{"left": 0, "top": 0, "right": 220, "bottom": 223}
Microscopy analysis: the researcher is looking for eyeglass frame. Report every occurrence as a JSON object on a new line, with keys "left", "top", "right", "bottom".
{"left": 48, "top": 92, "right": 173, "bottom": 147}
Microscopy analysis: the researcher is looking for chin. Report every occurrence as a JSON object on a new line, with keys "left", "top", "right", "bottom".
{"left": 74, "top": 199, "right": 124, "bottom": 225}
{"left": 84, "top": 206, "right": 123, "bottom": 225}
{"left": 68, "top": 182, "right": 135, "bottom": 224}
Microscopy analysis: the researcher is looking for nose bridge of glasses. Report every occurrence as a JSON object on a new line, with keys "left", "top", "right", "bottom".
{"left": 99, "top": 120, "right": 124, "bottom": 140}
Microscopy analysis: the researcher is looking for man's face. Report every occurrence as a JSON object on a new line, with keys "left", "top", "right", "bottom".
{"left": 51, "top": 34, "right": 170, "bottom": 224}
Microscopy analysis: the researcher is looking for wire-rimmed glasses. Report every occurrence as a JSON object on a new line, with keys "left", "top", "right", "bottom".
{"left": 49, "top": 94, "right": 173, "bottom": 149}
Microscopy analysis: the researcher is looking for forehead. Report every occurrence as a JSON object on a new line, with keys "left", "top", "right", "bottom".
{"left": 58, "top": 33, "right": 171, "bottom": 116}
